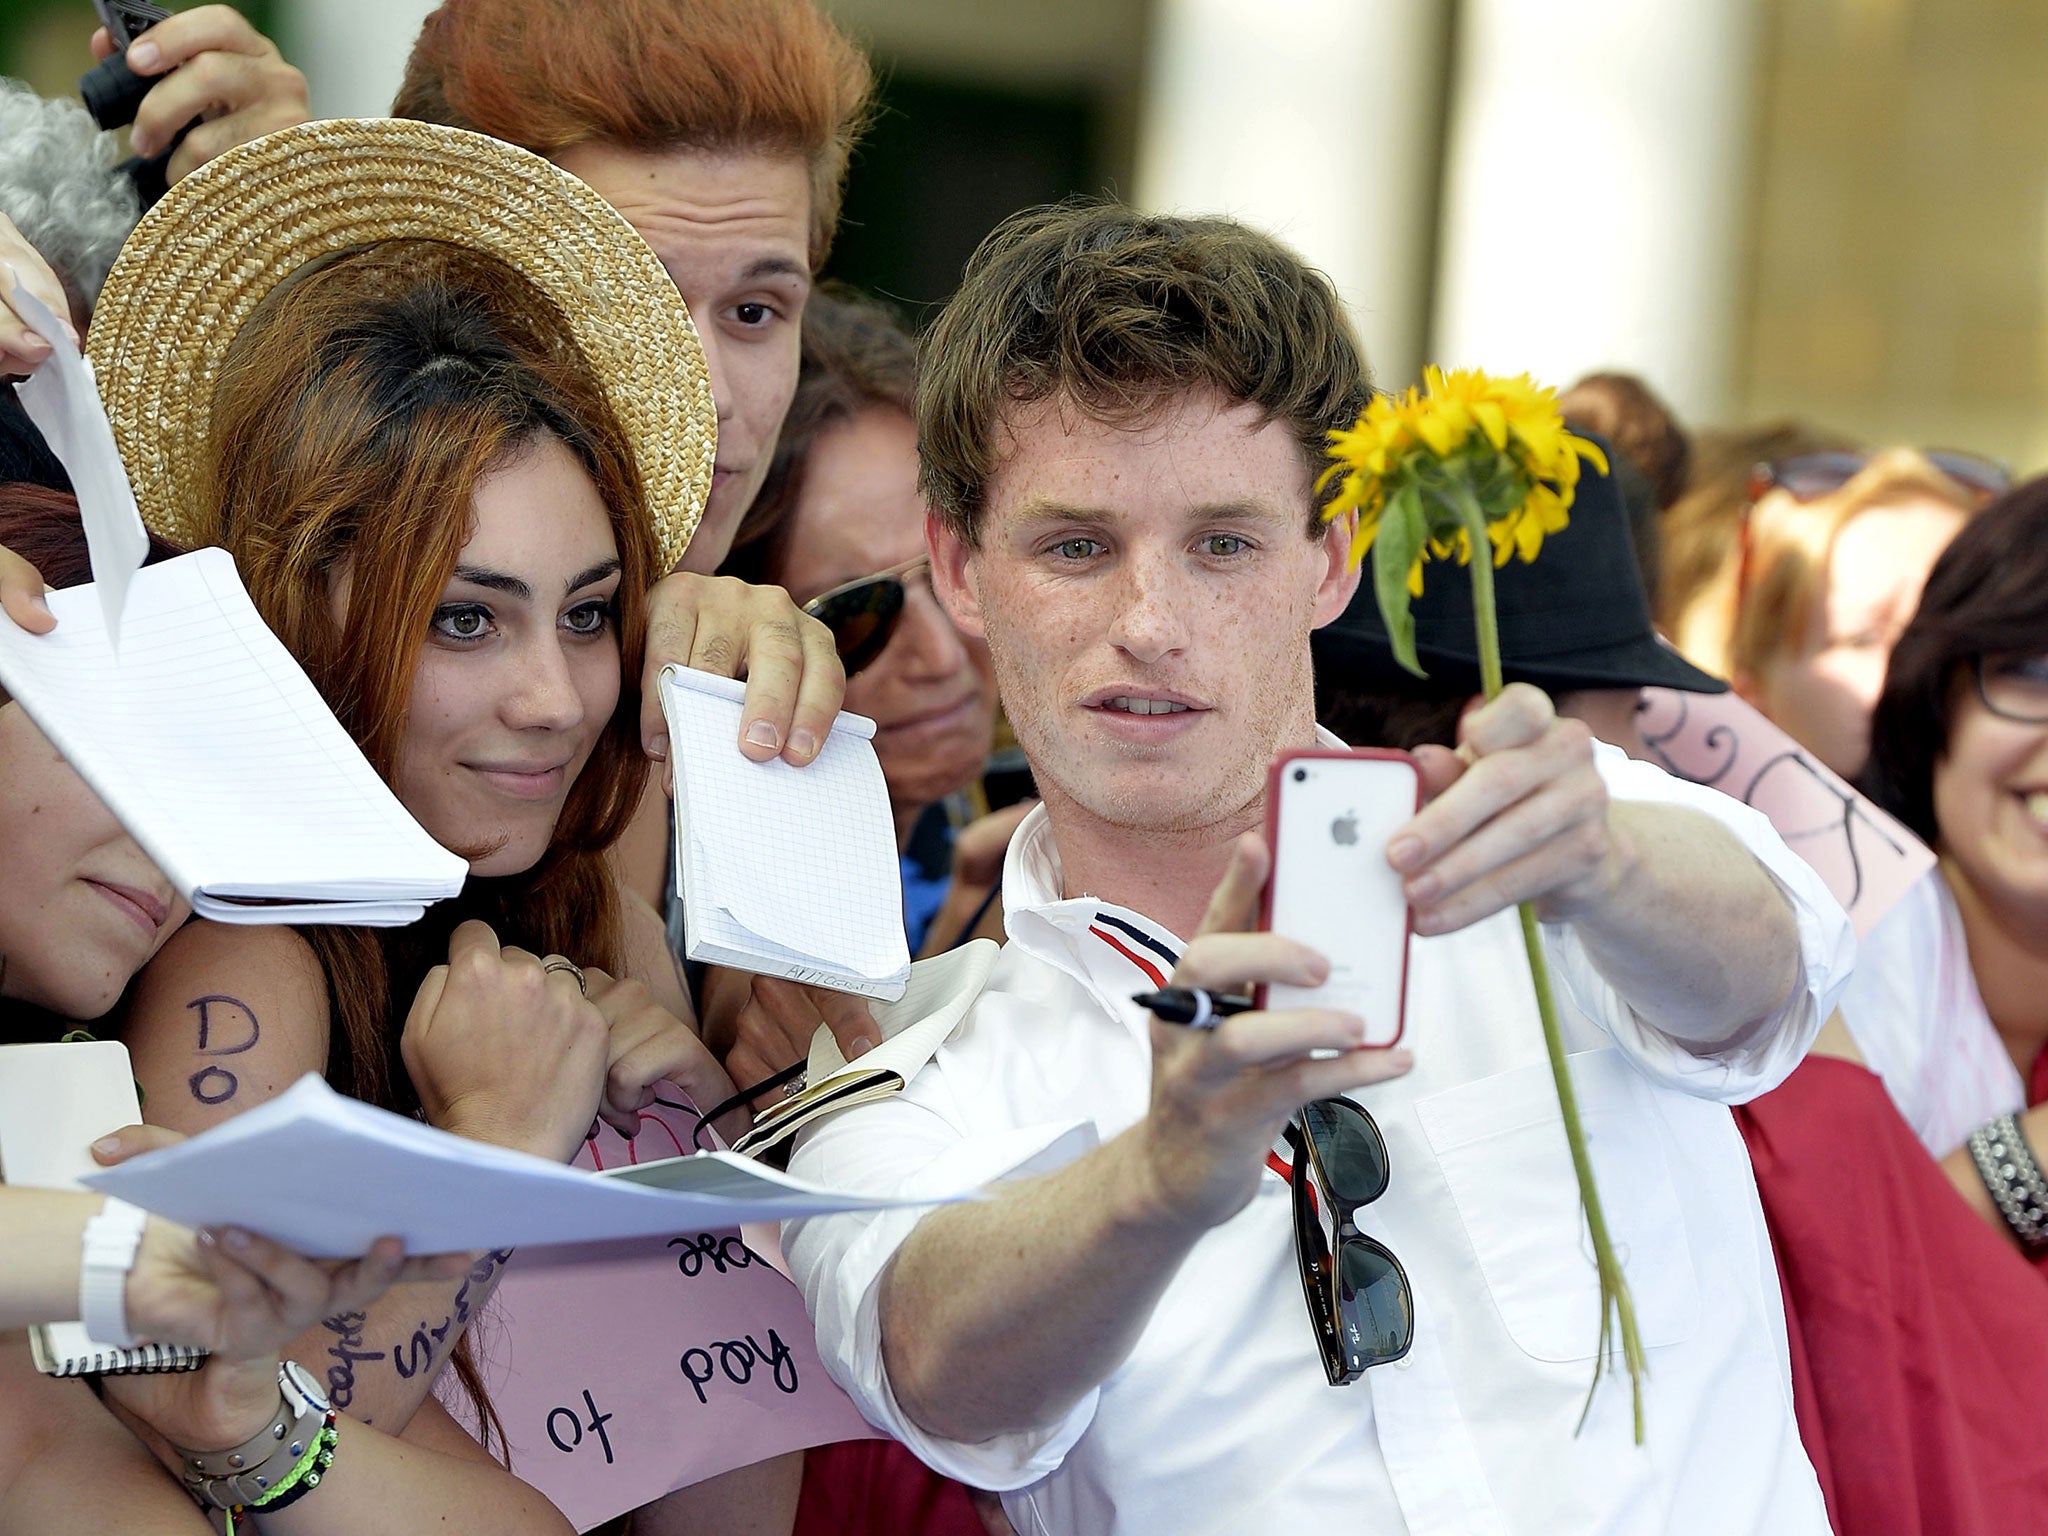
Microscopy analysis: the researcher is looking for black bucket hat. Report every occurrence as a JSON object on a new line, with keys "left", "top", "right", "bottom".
{"left": 1312, "top": 431, "right": 1726, "bottom": 697}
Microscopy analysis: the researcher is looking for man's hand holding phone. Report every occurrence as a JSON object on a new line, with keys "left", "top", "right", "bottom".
{"left": 1133, "top": 835, "right": 1412, "bottom": 1234}
{"left": 1388, "top": 684, "right": 1617, "bottom": 935}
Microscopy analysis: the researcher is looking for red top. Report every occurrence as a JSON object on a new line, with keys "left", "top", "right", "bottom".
{"left": 1736, "top": 1056, "right": 2048, "bottom": 1536}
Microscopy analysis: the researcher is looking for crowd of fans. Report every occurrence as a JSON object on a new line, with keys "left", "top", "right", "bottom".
{"left": 0, "top": 2, "right": 2044, "bottom": 1534}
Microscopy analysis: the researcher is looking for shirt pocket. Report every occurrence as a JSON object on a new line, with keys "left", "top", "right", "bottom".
{"left": 1415, "top": 1047, "right": 1700, "bottom": 1362}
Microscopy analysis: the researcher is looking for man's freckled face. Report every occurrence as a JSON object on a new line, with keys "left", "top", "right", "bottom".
{"left": 935, "top": 390, "right": 1358, "bottom": 837}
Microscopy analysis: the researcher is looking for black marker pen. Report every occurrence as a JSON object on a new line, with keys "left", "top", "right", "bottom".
{"left": 1132, "top": 987, "right": 1257, "bottom": 1029}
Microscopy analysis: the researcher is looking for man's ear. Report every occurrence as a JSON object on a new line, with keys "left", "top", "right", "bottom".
{"left": 926, "top": 511, "right": 986, "bottom": 640}
{"left": 1310, "top": 509, "right": 1362, "bottom": 629}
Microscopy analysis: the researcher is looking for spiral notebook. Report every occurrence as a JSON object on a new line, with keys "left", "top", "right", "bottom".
{"left": 660, "top": 665, "right": 911, "bottom": 1000}
{"left": 0, "top": 549, "right": 469, "bottom": 925}
{"left": 0, "top": 1041, "right": 204, "bottom": 1376}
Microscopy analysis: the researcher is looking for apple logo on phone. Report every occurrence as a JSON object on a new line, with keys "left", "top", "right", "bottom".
{"left": 1330, "top": 811, "right": 1360, "bottom": 847}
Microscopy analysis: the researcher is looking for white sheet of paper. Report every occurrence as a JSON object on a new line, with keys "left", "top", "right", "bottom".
{"left": 81, "top": 1074, "right": 965, "bottom": 1257}
{"left": 0, "top": 549, "right": 468, "bottom": 920}
{"left": 7, "top": 275, "right": 149, "bottom": 649}
{"left": 662, "top": 664, "right": 911, "bottom": 996}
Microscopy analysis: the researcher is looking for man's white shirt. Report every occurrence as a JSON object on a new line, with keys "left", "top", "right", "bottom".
{"left": 784, "top": 738, "right": 1854, "bottom": 1536}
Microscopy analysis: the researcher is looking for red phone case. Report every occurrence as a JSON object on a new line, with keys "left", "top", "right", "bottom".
{"left": 1255, "top": 746, "right": 1420, "bottom": 1046}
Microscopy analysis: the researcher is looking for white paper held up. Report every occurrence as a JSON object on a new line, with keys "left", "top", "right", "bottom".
{"left": 6, "top": 272, "right": 149, "bottom": 648}
{"left": 81, "top": 1074, "right": 978, "bottom": 1256}
{"left": 661, "top": 664, "right": 912, "bottom": 999}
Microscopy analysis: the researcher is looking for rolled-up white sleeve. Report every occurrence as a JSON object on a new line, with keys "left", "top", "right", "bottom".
{"left": 783, "top": 1089, "right": 1100, "bottom": 1488}
{"left": 1541, "top": 745, "right": 1856, "bottom": 1104}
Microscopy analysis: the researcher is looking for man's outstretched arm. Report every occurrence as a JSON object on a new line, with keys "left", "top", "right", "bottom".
{"left": 1390, "top": 685, "right": 1806, "bottom": 1053}
{"left": 879, "top": 839, "right": 1412, "bottom": 1444}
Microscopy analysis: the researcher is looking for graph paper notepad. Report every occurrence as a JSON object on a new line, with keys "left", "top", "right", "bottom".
{"left": 0, "top": 549, "right": 468, "bottom": 925}
{"left": 660, "top": 664, "right": 912, "bottom": 1001}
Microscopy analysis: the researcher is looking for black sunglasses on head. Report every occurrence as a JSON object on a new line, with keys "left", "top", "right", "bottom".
{"left": 801, "top": 556, "right": 929, "bottom": 679}
{"left": 1289, "top": 1097, "right": 1413, "bottom": 1384}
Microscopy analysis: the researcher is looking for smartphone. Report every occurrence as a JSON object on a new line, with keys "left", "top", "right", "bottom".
{"left": 1258, "top": 748, "right": 1419, "bottom": 1047}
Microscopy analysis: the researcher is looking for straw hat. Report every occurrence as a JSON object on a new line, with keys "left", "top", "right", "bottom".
{"left": 87, "top": 117, "right": 715, "bottom": 572}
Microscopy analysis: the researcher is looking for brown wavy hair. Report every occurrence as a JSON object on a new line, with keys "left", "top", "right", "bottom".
{"left": 206, "top": 240, "right": 654, "bottom": 1109}
{"left": 392, "top": 0, "right": 872, "bottom": 270}
{"left": 203, "top": 241, "right": 658, "bottom": 1449}
{"left": 917, "top": 202, "right": 1373, "bottom": 544}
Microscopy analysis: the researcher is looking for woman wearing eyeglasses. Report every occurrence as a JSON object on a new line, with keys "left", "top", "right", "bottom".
{"left": 1825, "top": 478, "right": 2048, "bottom": 1175}
{"left": 1714, "top": 447, "right": 1995, "bottom": 778}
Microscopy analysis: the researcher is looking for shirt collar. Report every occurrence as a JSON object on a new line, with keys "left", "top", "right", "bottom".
{"left": 998, "top": 725, "right": 1351, "bottom": 1008}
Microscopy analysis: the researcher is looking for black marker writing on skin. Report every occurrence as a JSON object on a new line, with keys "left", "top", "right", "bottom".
{"left": 321, "top": 1310, "right": 385, "bottom": 1414}
{"left": 390, "top": 1249, "right": 514, "bottom": 1381}
{"left": 185, "top": 994, "right": 260, "bottom": 1104}
{"left": 546, "top": 1389, "right": 616, "bottom": 1463}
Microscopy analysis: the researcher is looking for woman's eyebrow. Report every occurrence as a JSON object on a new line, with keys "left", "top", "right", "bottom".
{"left": 448, "top": 558, "right": 623, "bottom": 601}
{"left": 565, "top": 557, "right": 623, "bottom": 593}
{"left": 451, "top": 564, "right": 529, "bottom": 599}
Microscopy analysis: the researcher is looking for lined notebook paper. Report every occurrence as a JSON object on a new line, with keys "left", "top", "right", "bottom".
{"left": 660, "top": 664, "right": 911, "bottom": 1000}
{"left": 0, "top": 549, "right": 468, "bottom": 924}
{"left": 0, "top": 1042, "right": 204, "bottom": 1376}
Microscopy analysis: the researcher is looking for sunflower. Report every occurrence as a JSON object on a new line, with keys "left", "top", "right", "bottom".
{"left": 1318, "top": 365, "right": 1645, "bottom": 1442}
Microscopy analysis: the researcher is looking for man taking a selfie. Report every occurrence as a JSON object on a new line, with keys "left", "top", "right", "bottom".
{"left": 782, "top": 203, "right": 1851, "bottom": 1536}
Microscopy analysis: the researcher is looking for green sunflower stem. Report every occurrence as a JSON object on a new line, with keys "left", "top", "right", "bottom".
{"left": 1446, "top": 484, "right": 1647, "bottom": 1444}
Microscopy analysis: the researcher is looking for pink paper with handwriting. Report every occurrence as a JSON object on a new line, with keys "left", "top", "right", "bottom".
{"left": 1636, "top": 687, "right": 1934, "bottom": 936}
{"left": 449, "top": 1095, "right": 880, "bottom": 1532}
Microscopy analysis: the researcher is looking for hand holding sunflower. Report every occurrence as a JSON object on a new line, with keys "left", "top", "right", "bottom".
{"left": 1323, "top": 367, "right": 1645, "bottom": 1442}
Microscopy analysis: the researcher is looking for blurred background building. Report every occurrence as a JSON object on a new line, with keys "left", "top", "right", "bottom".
{"left": 6, "top": 0, "right": 2047, "bottom": 471}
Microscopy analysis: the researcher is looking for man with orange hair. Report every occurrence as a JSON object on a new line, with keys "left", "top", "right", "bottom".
{"left": 391, "top": 0, "right": 875, "bottom": 908}
{"left": 393, "top": 0, "right": 869, "bottom": 570}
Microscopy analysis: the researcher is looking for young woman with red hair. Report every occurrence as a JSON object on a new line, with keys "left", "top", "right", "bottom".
{"left": 0, "top": 484, "right": 572, "bottom": 1536}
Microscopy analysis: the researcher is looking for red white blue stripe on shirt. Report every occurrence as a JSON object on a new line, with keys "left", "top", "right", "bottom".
{"left": 1088, "top": 909, "right": 1295, "bottom": 1183}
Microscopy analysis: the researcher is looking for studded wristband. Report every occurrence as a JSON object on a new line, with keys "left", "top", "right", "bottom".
{"left": 177, "top": 1361, "right": 333, "bottom": 1511}
{"left": 1966, "top": 1113, "right": 2048, "bottom": 1252}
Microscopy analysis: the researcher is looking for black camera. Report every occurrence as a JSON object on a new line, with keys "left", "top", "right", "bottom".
{"left": 79, "top": 0, "right": 170, "bottom": 131}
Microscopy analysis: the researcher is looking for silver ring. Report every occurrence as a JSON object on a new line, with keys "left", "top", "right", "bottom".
{"left": 783, "top": 1071, "right": 808, "bottom": 1099}
{"left": 542, "top": 958, "right": 587, "bottom": 996}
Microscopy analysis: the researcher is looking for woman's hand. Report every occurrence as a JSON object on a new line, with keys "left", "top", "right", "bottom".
{"left": 0, "top": 542, "right": 54, "bottom": 634}
{"left": 580, "top": 968, "right": 740, "bottom": 1141}
{"left": 0, "top": 216, "right": 75, "bottom": 378}
{"left": 400, "top": 919, "right": 612, "bottom": 1163}
{"left": 91, "top": 1126, "right": 471, "bottom": 1358}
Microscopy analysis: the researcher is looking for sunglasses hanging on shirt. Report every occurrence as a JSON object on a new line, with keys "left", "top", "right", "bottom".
{"left": 1289, "top": 1097, "right": 1414, "bottom": 1384}
{"left": 802, "top": 556, "right": 930, "bottom": 679}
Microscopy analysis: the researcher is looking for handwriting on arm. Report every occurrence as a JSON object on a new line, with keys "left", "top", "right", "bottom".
{"left": 185, "top": 993, "right": 260, "bottom": 1105}
{"left": 388, "top": 1248, "right": 516, "bottom": 1381}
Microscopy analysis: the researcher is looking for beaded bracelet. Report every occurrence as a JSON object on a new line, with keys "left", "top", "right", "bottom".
{"left": 220, "top": 1413, "right": 339, "bottom": 1534}
{"left": 1966, "top": 1113, "right": 2048, "bottom": 1252}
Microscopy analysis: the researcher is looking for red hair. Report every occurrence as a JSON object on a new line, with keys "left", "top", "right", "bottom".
{"left": 393, "top": 0, "right": 872, "bottom": 270}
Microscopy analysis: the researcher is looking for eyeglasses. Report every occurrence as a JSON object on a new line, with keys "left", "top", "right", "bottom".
{"left": 801, "top": 556, "right": 929, "bottom": 679}
{"left": 1747, "top": 450, "right": 2011, "bottom": 505}
{"left": 1976, "top": 652, "right": 2048, "bottom": 724}
{"left": 1287, "top": 1097, "right": 1413, "bottom": 1384}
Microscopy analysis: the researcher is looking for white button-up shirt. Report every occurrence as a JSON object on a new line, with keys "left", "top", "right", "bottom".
{"left": 785, "top": 740, "right": 1854, "bottom": 1536}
